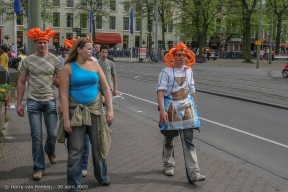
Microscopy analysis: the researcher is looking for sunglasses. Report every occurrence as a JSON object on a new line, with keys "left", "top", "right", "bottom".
{"left": 78, "top": 38, "right": 87, "bottom": 47}
{"left": 174, "top": 53, "right": 187, "bottom": 57}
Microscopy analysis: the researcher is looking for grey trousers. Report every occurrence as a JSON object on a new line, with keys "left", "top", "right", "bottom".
{"left": 162, "top": 128, "right": 200, "bottom": 182}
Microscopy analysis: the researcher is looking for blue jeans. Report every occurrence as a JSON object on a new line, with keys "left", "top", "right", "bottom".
{"left": 82, "top": 134, "right": 90, "bottom": 170}
{"left": 26, "top": 98, "right": 58, "bottom": 173}
{"left": 163, "top": 128, "right": 200, "bottom": 183}
{"left": 67, "top": 107, "right": 109, "bottom": 188}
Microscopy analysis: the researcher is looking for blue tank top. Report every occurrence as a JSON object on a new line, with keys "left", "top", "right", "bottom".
{"left": 69, "top": 62, "right": 99, "bottom": 104}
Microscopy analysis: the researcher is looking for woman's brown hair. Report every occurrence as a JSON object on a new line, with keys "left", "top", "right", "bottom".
{"left": 65, "top": 38, "right": 92, "bottom": 64}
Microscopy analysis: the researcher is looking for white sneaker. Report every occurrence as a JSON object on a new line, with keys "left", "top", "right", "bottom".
{"left": 192, "top": 172, "right": 205, "bottom": 182}
{"left": 165, "top": 170, "right": 174, "bottom": 176}
{"left": 82, "top": 170, "right": 87, "bottom": 177}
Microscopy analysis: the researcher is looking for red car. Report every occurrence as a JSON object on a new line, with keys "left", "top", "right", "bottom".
{"left": 283, "top": 64, "right": 288, "bottom": 78}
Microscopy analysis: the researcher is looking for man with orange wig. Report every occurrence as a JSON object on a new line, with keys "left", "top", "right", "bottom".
{"left": 156, "top": 42, "right": 205, "bottom": 183}
{"left": 17, "top": 28, "right": 62, "bottom": 181}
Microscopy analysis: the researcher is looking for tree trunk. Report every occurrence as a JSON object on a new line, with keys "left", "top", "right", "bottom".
{"left": 275, "top": 18, "right": 282, "bottom": 55}
{"left": 242, "top": 15, "right": 252, "bottom": 63}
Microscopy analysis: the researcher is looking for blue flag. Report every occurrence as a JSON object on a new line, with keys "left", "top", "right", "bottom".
{"left": 89, "top": 10, "right": 93, "bottom": 33}
{"left": 14, "top": 0, "right": 21, "bottom": 14}
{"left": 130, "top": 8, "right": 134, "bottom": 34}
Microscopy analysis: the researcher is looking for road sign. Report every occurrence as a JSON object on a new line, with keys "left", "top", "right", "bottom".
{"left": 72, "top": 28, "right": 81, "bottom": 32}
{"left": 255, "top": 40, "right": 262, "bottom": 46}
{"left": 268, "top": 42, "right": 274, "bottom": 47}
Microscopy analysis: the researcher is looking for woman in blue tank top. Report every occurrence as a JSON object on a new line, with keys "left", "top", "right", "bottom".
{"left": 59, "top": 38, "right": 113, "bottom": 189}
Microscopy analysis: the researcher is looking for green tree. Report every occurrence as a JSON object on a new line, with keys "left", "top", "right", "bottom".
{"left": 73, "top": 0, "right": 111, "bottom": 43}
{"left": 266, "top": 0, "right": 288, "bottom": 55}
{"left": 0, "top": 0, "right": 55, "bottom": 24}
{"left": 177, "top": 0, "right": 224, "bottom": 55}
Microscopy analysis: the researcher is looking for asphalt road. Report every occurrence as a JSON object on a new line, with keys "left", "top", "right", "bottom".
{"left": 112, "top": 60, "right": 288, "bottom": 187}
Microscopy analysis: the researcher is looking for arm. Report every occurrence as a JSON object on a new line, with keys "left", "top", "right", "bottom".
{"left": 16, "top": 73, "right": 28, "bottom": 116}
{"left": 157, "top": 90, "right": 168, "bottom": 124}
{"left": 59, "top": 64, "right": 72, "bottom": 133}
{"left": 98, "top": 65, "right": 114, "bottom": 123}
{"left": 112, "top": 75, "right": 117, "bottom": 96}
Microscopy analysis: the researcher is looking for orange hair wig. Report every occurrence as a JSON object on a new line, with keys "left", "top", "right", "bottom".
{"left": 26, "top": 27, "right": 58, "bottom": 42}
{"left": 164, "top": 42, "right": 196, "bottom": 70}
{"left": 64, "top": 35, "right": 93, "bottom": 49}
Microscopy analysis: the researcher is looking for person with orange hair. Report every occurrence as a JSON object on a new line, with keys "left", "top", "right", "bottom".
{"left": 16, "top": 28, "right": 62, "bottom": 181}
{"left": 156, "top": 42, "right": 205, "bottom": 183}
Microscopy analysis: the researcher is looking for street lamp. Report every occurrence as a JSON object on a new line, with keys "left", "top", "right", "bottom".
{"left": 256, "top": 0, "right": 262, "bottom": 69}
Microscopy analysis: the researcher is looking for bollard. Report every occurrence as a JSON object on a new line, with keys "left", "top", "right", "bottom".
{"left": 0, "top": 66, "right": 7, "bottom": 84}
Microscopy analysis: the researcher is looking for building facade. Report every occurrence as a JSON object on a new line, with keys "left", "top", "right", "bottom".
{"left": 0, "top": 0, "right": 178, "bottom": 50}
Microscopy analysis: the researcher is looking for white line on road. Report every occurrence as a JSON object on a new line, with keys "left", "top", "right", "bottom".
{"left": 119, "top": 91, "right": 288, "bottom": 149}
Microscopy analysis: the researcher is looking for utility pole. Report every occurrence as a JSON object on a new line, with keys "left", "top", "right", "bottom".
{"left": 154, "top": 0, "right": 158, "bottom": 62}
{"left": 139, "top": 0, "right": 143, "bottom": 61}
{"left": 256, "top": 0, "right": 262, "bottom": 69}
{"left": 28, "top": 0, "right": 41, "bottom": 54}
{"left": 43, "top": 0, "right": 46, "bottom": 30}
{"left": 269, "top": 9, "right": 274, "bottom": 64}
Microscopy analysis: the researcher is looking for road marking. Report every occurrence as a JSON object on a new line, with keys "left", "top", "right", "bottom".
{"left": 119, "top": 91, "right": 288, "bottom": 149}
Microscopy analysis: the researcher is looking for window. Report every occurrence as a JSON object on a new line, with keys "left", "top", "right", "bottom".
{"left": 66, "top": 0, "right": 73, "bottom": 7}
{"left": 123, "top": 17, "right": 129, "bottom": 30}
{"left": 109, "top": 16, "right": 115, "bottom": 29}
{"left": 16, "top": 14, "right": 23, "bottom": 25}
{"left": 66, "top": 13, "right": 73, "bottom": 27}
{"left": 80, "top": 14, "right": 87, "bottom": 28}
{"left": 110, "top": 0, "right": 116, "bottom": 11}
{"left": 167, "top": 21, "right": 173, "bottom": 32}
{"left": 0, "top": 12, "right": 3, "bottom": 25}
{"left": 96, "top": 0, "right": 102, "bottom": 10}
{"left": 96, "top": 16, "right": 102, "bottom": 29}
{"left": 53, "top": 12, "right": 60, "bottom": 27}
{"left": 136, "top": 18, "right": 140, "bottom": 31}
{"left": 80, "top": 0, "right": 87, "bottom": 8}
{"left": 53, "top": 0, "right": 60, "bottom": 6}
{"left": 123, "top": 2, "right": 129, "bottom": 12}
{"left": 66, "top": 33, "right": 73, "bottom": 40}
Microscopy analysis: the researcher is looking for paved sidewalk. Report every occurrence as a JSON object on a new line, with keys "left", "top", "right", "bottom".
{"left": 0, "top": 102, "right": 287, "bottom": 191}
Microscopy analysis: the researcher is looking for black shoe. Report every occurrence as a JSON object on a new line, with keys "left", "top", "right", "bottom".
{"left": 103, "top": 178, "right": 111, "bottom": 186}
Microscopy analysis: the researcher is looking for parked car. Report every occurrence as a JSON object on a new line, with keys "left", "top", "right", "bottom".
{"left": 282, "top": 64, "right": 288, "bottom": 78}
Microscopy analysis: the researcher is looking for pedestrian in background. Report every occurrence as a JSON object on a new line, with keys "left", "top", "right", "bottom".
{"left": 59, "top": 38, "right": 113, "bottom": 189}
{"left": 16, "top": 27, "right": 61, "bottom": 181}
{"left": 17, "top": 48, "right": 27, "bottom": 71}
{"left": 156, "top": 42, "right": 205, "bottom": 183}
{"left": 58, "top": 47, "right": 68, "bottom": 67}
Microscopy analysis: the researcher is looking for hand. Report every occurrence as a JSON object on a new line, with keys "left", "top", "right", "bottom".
{"left": 105, "top": 110, "right": 114, "bottom": 124}
{"left": 64, "top": 120, "right": 72, "bottom": 134}
{"left": 17, "top": 103, "right": 25, "bottom": 117}
{"left": 101, "top": 96, "right": 105, "bottom": 103}
{"left": 112, "top": 89, "right": 117, "bottom": 96}
{"left": 159, "top": 110, "right": 168, "bottom": 124}
{"left": 58, "top": 103, "right": 62, "bottom": 113}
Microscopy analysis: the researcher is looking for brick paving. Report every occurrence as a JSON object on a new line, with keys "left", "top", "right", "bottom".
{"left": 0, "top": 58, "right": 287, "bottom": 191}
{"left": 0, "top": 103, "right": 287, "bottom": 191}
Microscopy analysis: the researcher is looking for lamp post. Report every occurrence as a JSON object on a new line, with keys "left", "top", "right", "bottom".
{"left": 269, "top": 9, "right": 274, "bottom": 64}
{"left": 28, "top": 0, "right": 41, "bottom": 54}
{"left": 256, "top": 0, "right": 262, "bottom": 69}
{"left": 154, "top": 0, "right": 158, "bottom": 62}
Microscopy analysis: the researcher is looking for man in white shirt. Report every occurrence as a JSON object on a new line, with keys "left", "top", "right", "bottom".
{"left": 57, "top": 48, "right": 68, "bottom": 66}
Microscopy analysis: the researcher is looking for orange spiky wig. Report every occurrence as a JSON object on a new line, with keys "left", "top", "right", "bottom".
{"left": 164, "top": 42, "right": 196, "bottom": 70}
{"left": 64, "top": 35, "right": 93, "bottom": 49}
{"left": 26, "top": 27, "right": 58, "bottom": 42}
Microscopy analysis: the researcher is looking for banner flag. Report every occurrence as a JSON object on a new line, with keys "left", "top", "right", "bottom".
{"left": 14, "top": 0, "right": 21, "bottom": 14}
{"left": 130, "top": 8, "right": 134, "bottom": 34}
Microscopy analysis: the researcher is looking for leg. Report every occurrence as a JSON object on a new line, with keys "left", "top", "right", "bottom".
{"left": 67, "top": 125, "right": 87, "bottom": 187}
{"left": 179, "top": 129, "right": 205, "bottom": 183}
{"left": 26, "top": 99, "right": 45, "bottom": 173}
{"left": 87, "top": 114, "right": 109, "bottom": 184}
{"left": 162, "top": 135, "right": 175, "bottom": 175}
{"left": 82, "top": 134, "right": 90, "bottom": 175}
{"left": 43, "top": 99, "right": 58, "bottom": 157}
